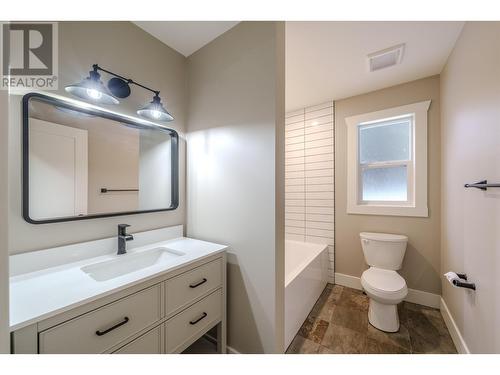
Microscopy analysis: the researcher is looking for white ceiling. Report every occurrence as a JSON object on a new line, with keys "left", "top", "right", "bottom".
{"left": 133, "top": 21, "right": 239, "bottom": 57}
{"left": 286, "top": 22, "right": 464, "bottom": 111}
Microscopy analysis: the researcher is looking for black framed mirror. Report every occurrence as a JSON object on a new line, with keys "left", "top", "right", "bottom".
{"left": 22, "top": 92, "right": 179, "bottom": 224}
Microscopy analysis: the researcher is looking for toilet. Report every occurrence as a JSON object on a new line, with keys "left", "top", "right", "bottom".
{"left": 360, "top": 232, "right": 408, "bottom": 332}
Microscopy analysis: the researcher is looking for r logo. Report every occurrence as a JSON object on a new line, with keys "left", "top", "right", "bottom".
{"left": 2, "top": 23, "right": 53, "bottom": 76}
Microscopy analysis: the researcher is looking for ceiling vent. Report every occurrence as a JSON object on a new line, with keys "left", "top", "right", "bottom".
{"left": 367, "top": 44, "right": 405, "bottom": 72}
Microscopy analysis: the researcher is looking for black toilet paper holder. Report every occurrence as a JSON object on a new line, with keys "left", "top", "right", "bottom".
{"left": 453, "top": 273, "right": 476, "bottom": 290}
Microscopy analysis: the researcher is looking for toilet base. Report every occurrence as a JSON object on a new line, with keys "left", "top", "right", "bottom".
{"left": 368, "top": 299, "right": 400, "bottom": 332}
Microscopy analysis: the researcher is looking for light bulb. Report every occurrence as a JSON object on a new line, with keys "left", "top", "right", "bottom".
{"left": 151, "top": 110, "right": 162, "bottom": 119}
{"left": 86, "top": 88, "right": 102, "bottom": 100}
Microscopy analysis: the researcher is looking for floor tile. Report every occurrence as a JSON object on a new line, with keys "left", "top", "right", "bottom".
{"left": 397, "top": 302, "right": 409, "bottom": 326}
{"left": 286, "top": 335, "right": 320, "bottom": 354}
{"left": 286, "top": 285, "right": 457, "bottom": 355}
{"left": 298, "top": 316, "right": 330, "bottom": 344}
{"left": 331, "top": 284, "right": 343, "bottom": 294}
{"left": 321, "top": 324, "right": 367, "bottom": 354}
{"left": 335, "top": 287, "right": 369, "bottom": 312}
{"left": 324, "top": 283, "right": 334, "bottom": 293}
{"left": 298, "top": 316, "right": 315, "bottom": 338}
{"left": 404, "top": 301, "right": 437, "bottom": 313}
{"left": 364, "top": 337, "right": 410, "bottom": 354}
{"left": 310, "top": 290, "right": 336, "bottom": 321}
{"left": 309, "top": 319, "right": 330, "bottom": 343}
{"left": 328, "top": 284, "right": 344, "bottom": 302}
{"left": 182, "top": 337, "right": 217, "bottom": 354}
{"left": 317, "top": 345, "right": 335, "bottom": 354}
{"left": 330, "top": 305, "right": 368, "bottom": 334}
{"left": 366, "top": 323, "right": 411, "bottom": 351}
{"left": 406, "top": 308, "right": 457, "bottom": 354}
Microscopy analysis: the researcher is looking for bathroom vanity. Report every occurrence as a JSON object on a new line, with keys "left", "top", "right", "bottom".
{"left": 9, "top": 226, "right": 227, "bottom": 354}
{"left": 10, "top": 93, "right": 227, "bottom": 354}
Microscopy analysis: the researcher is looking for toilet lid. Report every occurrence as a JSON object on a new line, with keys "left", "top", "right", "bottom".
{"left": 361, "top": 267, "right": 406, "bottom": 293}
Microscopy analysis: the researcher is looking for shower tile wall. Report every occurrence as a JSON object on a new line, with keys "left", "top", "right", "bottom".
{"left": 285, "top": 101, "right": 335, "bottom": 282}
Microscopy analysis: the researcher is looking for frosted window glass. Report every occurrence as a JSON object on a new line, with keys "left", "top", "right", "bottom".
{"left": 362, "top": 166, "right": 407, "bottom": 201}
{"left": 359, "top": 117, "right": 411, "bottom": 164}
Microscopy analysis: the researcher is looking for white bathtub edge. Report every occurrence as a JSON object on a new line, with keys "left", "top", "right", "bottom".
{"left": 285, "top": 241, "right": 328, "bottom": 287}
{"left": 285, "top": 243, "right": 329, "bottom": 349}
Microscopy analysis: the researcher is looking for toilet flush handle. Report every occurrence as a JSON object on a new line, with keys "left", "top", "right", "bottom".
{"left": 362, "top": 239, "right": 369, "bottom": 245}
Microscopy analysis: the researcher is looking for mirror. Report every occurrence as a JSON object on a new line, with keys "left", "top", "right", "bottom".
{"left": 23, "top": 93, "right": 179, "bottom": 224}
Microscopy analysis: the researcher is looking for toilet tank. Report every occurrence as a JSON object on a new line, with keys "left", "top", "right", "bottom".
{"left": 360, "top": 232, "right": 408, "bottom": 270}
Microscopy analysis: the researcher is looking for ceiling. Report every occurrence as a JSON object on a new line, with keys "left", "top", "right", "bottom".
{"left": 286, "top": 22, "right": 464, "bottom": 111}
{"left": 134, "top": 21, "right": 239, "bottom": 57}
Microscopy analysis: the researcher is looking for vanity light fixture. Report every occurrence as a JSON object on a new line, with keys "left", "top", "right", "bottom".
{"left": 65, "top": 66, "right": 119, "bottom": 105}
{"left": 65, "top": 64, "right": 174, "bottom": 122}
{"left": 137, "top": 94, "right": 173, "bottom": 122}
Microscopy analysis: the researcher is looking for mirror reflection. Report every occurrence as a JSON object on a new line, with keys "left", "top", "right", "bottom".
{"left": 25, "top": 94, "right": 178, "bottom": 223}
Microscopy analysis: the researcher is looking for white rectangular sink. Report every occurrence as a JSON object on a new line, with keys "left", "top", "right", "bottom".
{"left": 81, "top": 247, "right": 185, "bottom": 282}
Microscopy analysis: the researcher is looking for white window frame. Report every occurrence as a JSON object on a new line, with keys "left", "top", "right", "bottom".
{"left": 346, "top": 100, "right": 431, "bottom": 217}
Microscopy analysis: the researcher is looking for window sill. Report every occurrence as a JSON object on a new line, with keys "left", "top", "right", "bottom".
{"left": 347, "top": 204, "right": 428, "bottom": 217}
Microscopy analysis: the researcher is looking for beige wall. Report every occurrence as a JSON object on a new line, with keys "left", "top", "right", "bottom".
{"left": 441, "top": 22, "right": 500, "bottom": 353}
{"left": 0, "top": 90, "right": 9, "bottom": 352}
{"left": 8, "top": 22, "right": 187, "bottom": 254}
{"left": 85, "top": 121, "right": 139, "bottom": 214}
{"left": 186, "top": 22, "right": 285, "bottom": 353}
{"left": 335, "top": 76, "right": 441, "bottom": 294}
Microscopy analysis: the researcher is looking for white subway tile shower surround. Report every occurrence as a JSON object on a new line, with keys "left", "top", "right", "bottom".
{"left": 285, "top": 102, "right": 335, "bottom": 282}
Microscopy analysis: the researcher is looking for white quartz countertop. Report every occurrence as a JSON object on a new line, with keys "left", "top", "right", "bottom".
{"left": 10, "top": 236, "right": 227, "bottom": 331}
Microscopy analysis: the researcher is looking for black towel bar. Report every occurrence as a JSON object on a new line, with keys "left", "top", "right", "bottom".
{"left": 101, "top": 188, "right": 139, "bottom": 193}
{"left": 464, "top": 180, "right": 500, "bottom": 191}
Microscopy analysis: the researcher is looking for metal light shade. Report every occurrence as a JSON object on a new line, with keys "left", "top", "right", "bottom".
{"left": 65, "top": 70, "right": 119, "bottom": 105}
{"left": 137, "top": 95, "right": 174, "bottom": 122}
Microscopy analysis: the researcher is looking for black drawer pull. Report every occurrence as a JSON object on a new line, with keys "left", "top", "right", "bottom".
{"left": 189, "top": 312, "right": 207, "bottom": 325}
{"left": 95, "top": 317, "right": 129, "bottom": 336}
{"left": 189, "top": 278, "right": 207, "bottom": 288}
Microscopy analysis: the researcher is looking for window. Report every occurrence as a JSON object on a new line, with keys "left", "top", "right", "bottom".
{"left": 359, "top": 116, "right": 412, "bottom": 203}
{"left": 346, "top": 101, "right": 430, "bottom": 217}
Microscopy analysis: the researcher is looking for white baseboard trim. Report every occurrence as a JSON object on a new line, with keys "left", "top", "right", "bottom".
{"left": 227, "top": 345, "right": 241, "bottom": 354}
{"left": 406, "top": 288, "right": 441, "bottom": 309}
{"left": 440, "top": 297, "right": 470, "bottom": 354}
{"left": 334, "top": 272, "right": 440, "bottom": 309}
{"left": 204, "top": 333, "right": 241, "bottom": 354}
{"left": 335, "top": 272, "right": 362, "bottom": 290}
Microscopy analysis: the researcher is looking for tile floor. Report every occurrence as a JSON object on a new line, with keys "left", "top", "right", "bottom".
{"left": 286, "top": 284, "right": 457, "bottom": 354}
{"left": 183, "top": 336, "right": 218, "bottom": 354}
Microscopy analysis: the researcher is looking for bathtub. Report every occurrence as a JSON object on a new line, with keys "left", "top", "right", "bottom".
{"left": 285, "top": 240, "right": 329, "bottom": 349}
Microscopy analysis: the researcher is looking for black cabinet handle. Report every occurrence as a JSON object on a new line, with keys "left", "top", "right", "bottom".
{"left": 189, "top": 278, "right": 207, "bottom": 288}
{"left": 189, "top": 312, "right": 207, "bottom": 325}
{"left": 95, "top": 317, "right": 129, "bottom": 336}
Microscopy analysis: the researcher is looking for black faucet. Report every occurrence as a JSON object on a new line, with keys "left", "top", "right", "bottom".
{"left": 117, "top": 224, "right": 134, "bottom": 255}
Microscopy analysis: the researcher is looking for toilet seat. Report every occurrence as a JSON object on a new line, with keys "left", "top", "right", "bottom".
{"left": 361, "top": 267, "right": 408, "bottom": 303}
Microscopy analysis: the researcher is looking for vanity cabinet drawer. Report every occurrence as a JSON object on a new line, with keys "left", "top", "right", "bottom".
{"left": 39, "top": 284, "right": 162, "bottom": 354}
{"left": 166, "top": 259, "right": 222, "bottom": 315}
{"left": 113, "top": 324, "right": 164, "bottom": 354}
{"left": 166, "top": 289, "right": 222, "bottom": 353}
